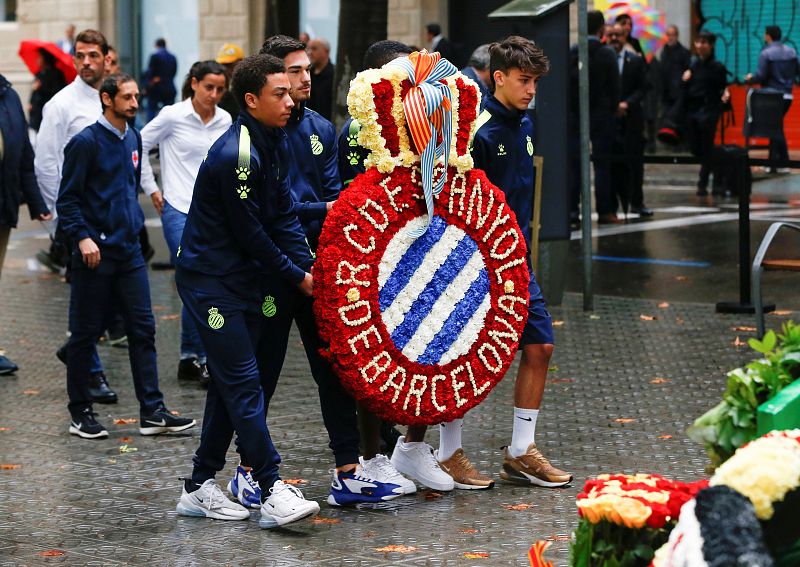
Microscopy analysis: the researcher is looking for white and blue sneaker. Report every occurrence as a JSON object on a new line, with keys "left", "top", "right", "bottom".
{"left": 360, "top": 454, "right": 417, "bottom": 495}
{"left": 227, "top": 465, "right": 262, "bottom": 509}
{"left": 326, "top": 465, "right": 404, "bottom": 506}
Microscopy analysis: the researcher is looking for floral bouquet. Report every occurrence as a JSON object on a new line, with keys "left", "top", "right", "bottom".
{"left": 570, "top": 474, "right": 708, "bottom": 567}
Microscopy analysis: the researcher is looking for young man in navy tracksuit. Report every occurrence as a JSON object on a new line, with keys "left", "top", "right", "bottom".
{"left": 173, "top": 54, "right": 321, "bottom": 528}
{"left": 57, "top": 73, "right": 195, "bottom": 439}
{"left": 231, "top": 35, "right": 405, "bottom": 507}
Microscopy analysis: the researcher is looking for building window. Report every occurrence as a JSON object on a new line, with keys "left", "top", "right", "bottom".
{"left": 2, "top": 0, "right": 17, "bottom": 21}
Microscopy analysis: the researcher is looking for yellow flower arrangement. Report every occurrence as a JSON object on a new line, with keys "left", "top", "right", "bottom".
{"left": 577, "top": 494, "right": 652, "bottom": 529}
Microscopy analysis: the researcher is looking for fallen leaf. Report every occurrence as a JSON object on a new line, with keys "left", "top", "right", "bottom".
{"left": 547, "top": 377, "right": 574, "bottom": 384}
{"left": 658, "top": 435, "right": 673, "bottom": 439}
{"left": 424, "top": 491, "right": 443, "bottom": 500}
{"left": 459, "top": 528, "right": 480, "bottom": 534}
{"left": 504, "top": 503, "right": 533, "bottom": 511}
{"left": 733, "top": 336, "right": 747, "bottom": 347}
{"left": 170, "top": 410, "right": 181, "bottom": 416}
{"left": 650, "top": 377, "right": 670, "bottom": 384}
{"left": 548, "top": 364, "right": 559, "bottom": 372}
{"left": 657, "top": 302, "right": 670, "bottom": 308}
{"left": 639, "top": 314, "right": 657, "bottom": 321}
{"left": 364, "top": 531, "right": 378, "bottom": 538}
{"left": 282, "top": 545, "right": 294, "bottom": 550}
{"left": 118, "top": 437, "right": 133, "bottom": 443}
{"left": 114, "top": 418, "right": 138, "bottom": 425}
{"left": 282, "top": 478, "right": 307, "bottom": 486}
{"left": 375, "top": 545, "right": 418, "bottom": 554}
{"left": 675, "top": 275, "right": 689, "bottom": 281}
{"left": 771, "top": 310, "right": 793, "bottom": 316}
{"left": 0, "top": 427, "right": 11, "bottom": 431}
{"left": 22, "top": 389, "right": 40, "bottom": 395}
{"left": 19, "top": 279, "right": 32, "bottom": 284}
{"left": 118, "top": 444, "right": 138, "bottom": 454}
{"left": 160, "top": 314, "right": 180, "bottom": 320}
{"left": 463, "top": 552, "right": 490, "bottom": 559}
{"left": 311, "top": 517, "right": 341, "bottom": 525}
{"left": 732, "top": 326, "right": 757, "bottom": 332}
{"left": 676, "top": 317, "right": 685, "bottom": 325}
{"left": 552, "top": 320, "right": 565, "bottom": 327}
{"left": 544, "top": 534, "right": 571, "bottom": 542}
{"left": 152, "top": 305, "right": 167, "bottom": 312}
{"left": 589, "top": 314, "right": 601, "bottom": 320}
{"left": 107, "top": 459, "right": 117, "bottom": 464}
{"left": 0, "top": 464, "right": 21, "bottom": 470}
{"left": 38, "top": 550, "right": 65, "bottom": 557}
{"left": 614, "top": 418, "right": 636, "bottom": 423}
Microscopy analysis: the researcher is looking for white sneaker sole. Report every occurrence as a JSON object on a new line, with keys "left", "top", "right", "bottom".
{"left": 69, "top": 425, "right": 108, "bottom": 439}
{"left": 259, "top": 502, "right": 320, "bottom": 528}
{"left": 390, "top": 455, "right": 454, "bottom": 492}
{"left": 175, "top": 497, "right": 250, "bottom": 520}
{"left": 139, "top": 419, "right": 197, "bottom": 436}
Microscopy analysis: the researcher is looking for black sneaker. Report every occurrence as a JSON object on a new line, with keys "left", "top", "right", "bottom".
{"left": 88, "top": 371, "right": 118, "bottom": 404}
{"left": 140, "top": 405, "right": 196, "bottom": 436}
{"left": 69, "top": 408, "right": 109, "bottom": 439}
{"left": 178, "top": 357, "right": 203, "bottom": 381}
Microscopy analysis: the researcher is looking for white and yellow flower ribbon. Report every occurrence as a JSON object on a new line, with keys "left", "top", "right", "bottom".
{"left": 388, "top": 50, "right": 457, "bottom": 237}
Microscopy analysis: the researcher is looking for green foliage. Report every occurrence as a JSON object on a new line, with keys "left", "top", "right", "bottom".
{"left": 569, "top": 519, "right": 669, "bottom": 567}
{"left": 688, "top": 321, "right": 800, "bottom": 468}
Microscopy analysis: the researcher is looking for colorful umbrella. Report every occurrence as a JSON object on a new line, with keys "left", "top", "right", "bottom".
{"left": 18, "top": 40, "right": 77, "bottom": 83}
{"left": 605, "top": 1, "right": 666, "bottom": 62}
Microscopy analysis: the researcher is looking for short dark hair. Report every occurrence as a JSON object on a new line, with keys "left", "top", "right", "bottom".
{"left": 489, "top": 36, "right": 549, "bottom": 89}
{"left": 697, "top": 30, "right": 717, "bottom": 45}
{"left": 99, "top": 72, "right": 135, "bottom": 110}
{"left": 426, "top": 23, "right": 441, "bottom": 36}
{"left": 766, "top": 25, "right": 782, "bottom": 41}
{"left": 181, "top": 60, "right": 228, "bottom": 100}
{"left": 156, "top": 38, "right": 166, "bottom": 48}
{"left": 587, "top": 11, "right": 605, "bottom": 36}
{"left": 259, "top": 35, "right": 306, "bottom": 59}
{"left": 362, "top": 40, "right": 413, "bottom": 70}
{"left": 232, "top": 54, "right": 286, "bottom": 110}
{"left": 74, "top": 29, "right": 109, "bottom": 55}
{"left": 615, "top": 13, "right": 632, "bottom": 28}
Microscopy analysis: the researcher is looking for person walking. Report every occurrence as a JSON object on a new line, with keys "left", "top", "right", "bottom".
{"left": 0, "top": 74, "right": 52, "bottom": 375}
{"left": 56, "top": 73, "right": 195, "bottom": 439}
{"left": 28, "top": 49, "right": 67, "bottom": 132}
{"left": 682, "top": 31, "right": 729, "bottom": 196}
{"left": 173, "top": 54, "right": 321, "bottom": 528}
{"left": 306, "top": 38, "right": 335, "bottom": 120}
{"left": 140, "top": 60, "right": 231, "bottom": 386}
{"left": 745, "top": 25, "right": 800, "bottom": 172}
{"left": 143, "top": 38, "right": 177, "bottom": 121}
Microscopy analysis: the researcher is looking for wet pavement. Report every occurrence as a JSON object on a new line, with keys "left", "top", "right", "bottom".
{"left": 1, "top": 165, "right": 799, "bottom": 566}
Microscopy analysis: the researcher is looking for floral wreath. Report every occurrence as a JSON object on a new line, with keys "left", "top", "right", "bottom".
{"left": 314, "top": 51, "right": 529, "bottom": 425}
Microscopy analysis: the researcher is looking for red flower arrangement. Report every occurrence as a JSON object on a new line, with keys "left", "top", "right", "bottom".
{"left": 314, "top": 165, "right": 530, "bottom": 425}
{"left": 454, "top": 77, "right": 477, "bottom": 157}
{"left": 371, "top": 79, "right": 400, "bottom": 155}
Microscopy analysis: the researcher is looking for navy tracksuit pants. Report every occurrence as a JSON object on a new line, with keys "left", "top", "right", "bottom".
{"left": 250, "top": 273, "right": 360, "bottom": 468}
{"left": 66, "top": 251, "right": 164, "bottom": 416}
{"left": 176, "top": 268, "right": 281, "bottom": 490}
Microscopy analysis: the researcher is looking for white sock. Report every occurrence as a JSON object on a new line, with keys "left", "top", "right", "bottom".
{"left": 437, "top": 418, "right": 463, "bottom": 461}
{"left": 510, "top": 407, "right": 539, "bottom": 457}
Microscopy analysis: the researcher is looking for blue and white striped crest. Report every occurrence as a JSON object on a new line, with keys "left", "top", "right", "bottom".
{"left": 378, "top": 215, "right": 491, "bottom": 366}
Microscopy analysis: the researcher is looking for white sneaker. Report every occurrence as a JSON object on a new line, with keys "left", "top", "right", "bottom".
{"left": 175, "top": 479, "right": 250, "bottom": 520}
{"left": 390, "top": 435, "right": 454, "bottom": 491}
{"left": 360, "top": 454, "right": 417, "bottom": 495}
{"left": 259, "top": 480, "right": 320, "bottom": 528}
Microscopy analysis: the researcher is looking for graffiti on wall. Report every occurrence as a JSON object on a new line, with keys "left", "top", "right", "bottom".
{"left": 698, "top": 0, "right": 799, "bottom": 81}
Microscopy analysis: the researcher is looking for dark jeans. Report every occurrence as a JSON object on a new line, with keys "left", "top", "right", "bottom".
{"left": 685, "top": 109, "right": 720, "bottom": 188}
{"left": 769, "top": 99, "right": 792, "bottom": 166}
{"left": 254, "top": 273, "right": 360, "bottom": 468}
{"left": 66, "top": 251, "right": 163, "bottom": 416}
{"left": 176, "top": 269, "right": 281, "bottom": 491}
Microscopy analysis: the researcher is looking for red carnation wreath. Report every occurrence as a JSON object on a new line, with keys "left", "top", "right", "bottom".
{"left": 314, "top": 51, "right": 530, "bottom": 425}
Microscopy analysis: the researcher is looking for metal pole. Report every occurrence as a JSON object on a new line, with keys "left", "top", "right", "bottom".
{"left": 578, "top": 0, "right": 593, "bottom": 311}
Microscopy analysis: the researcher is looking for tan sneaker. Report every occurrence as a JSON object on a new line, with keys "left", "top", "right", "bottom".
{"left": 436, "top": 448, "right": 494, "bottom": 490}
{"left": 500, "top": 443, "right": 572, "bottom": 487}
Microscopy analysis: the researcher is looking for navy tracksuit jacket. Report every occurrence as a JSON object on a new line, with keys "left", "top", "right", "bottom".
{"left": 176, "top": 111, "right": 314, "bottom": 488}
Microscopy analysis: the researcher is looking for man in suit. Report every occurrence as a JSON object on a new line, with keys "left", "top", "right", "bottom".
{"left": 425, "top": 23, "right": 457, "bottom": 63}
{"left": 143, "top": 38, "right": 177, "bottom": 121}
{"left": 607, "top": 22, "right": 652, "bottom": 217}
{"left": 569, "top": 10, "right": 620, "bottom": 224}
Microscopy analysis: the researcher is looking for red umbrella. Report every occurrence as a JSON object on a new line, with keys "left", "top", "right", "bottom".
{"left": 18, "top": 39, "right": 77, "bottom": 83}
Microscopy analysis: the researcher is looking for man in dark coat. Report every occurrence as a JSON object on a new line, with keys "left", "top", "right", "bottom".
{"left": 143, "top": 38, "right": 177, "bottom": 121}
{"left": 0, "top": 74, "right": 52, "bottom": 374}
{"left": 307, "top": 38, "right": 335, "bottom": 120}
{"left": 570, "top": 10, "right": 621, "bottom": 224}
{"left": 426, "top": 23, "right": 457, "bottom": 63}
{"left": 660, "top": 25, "right": 691, "bottom": 113}
{"left": 607, "top": 23, "right": 651, "bottom": 216}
